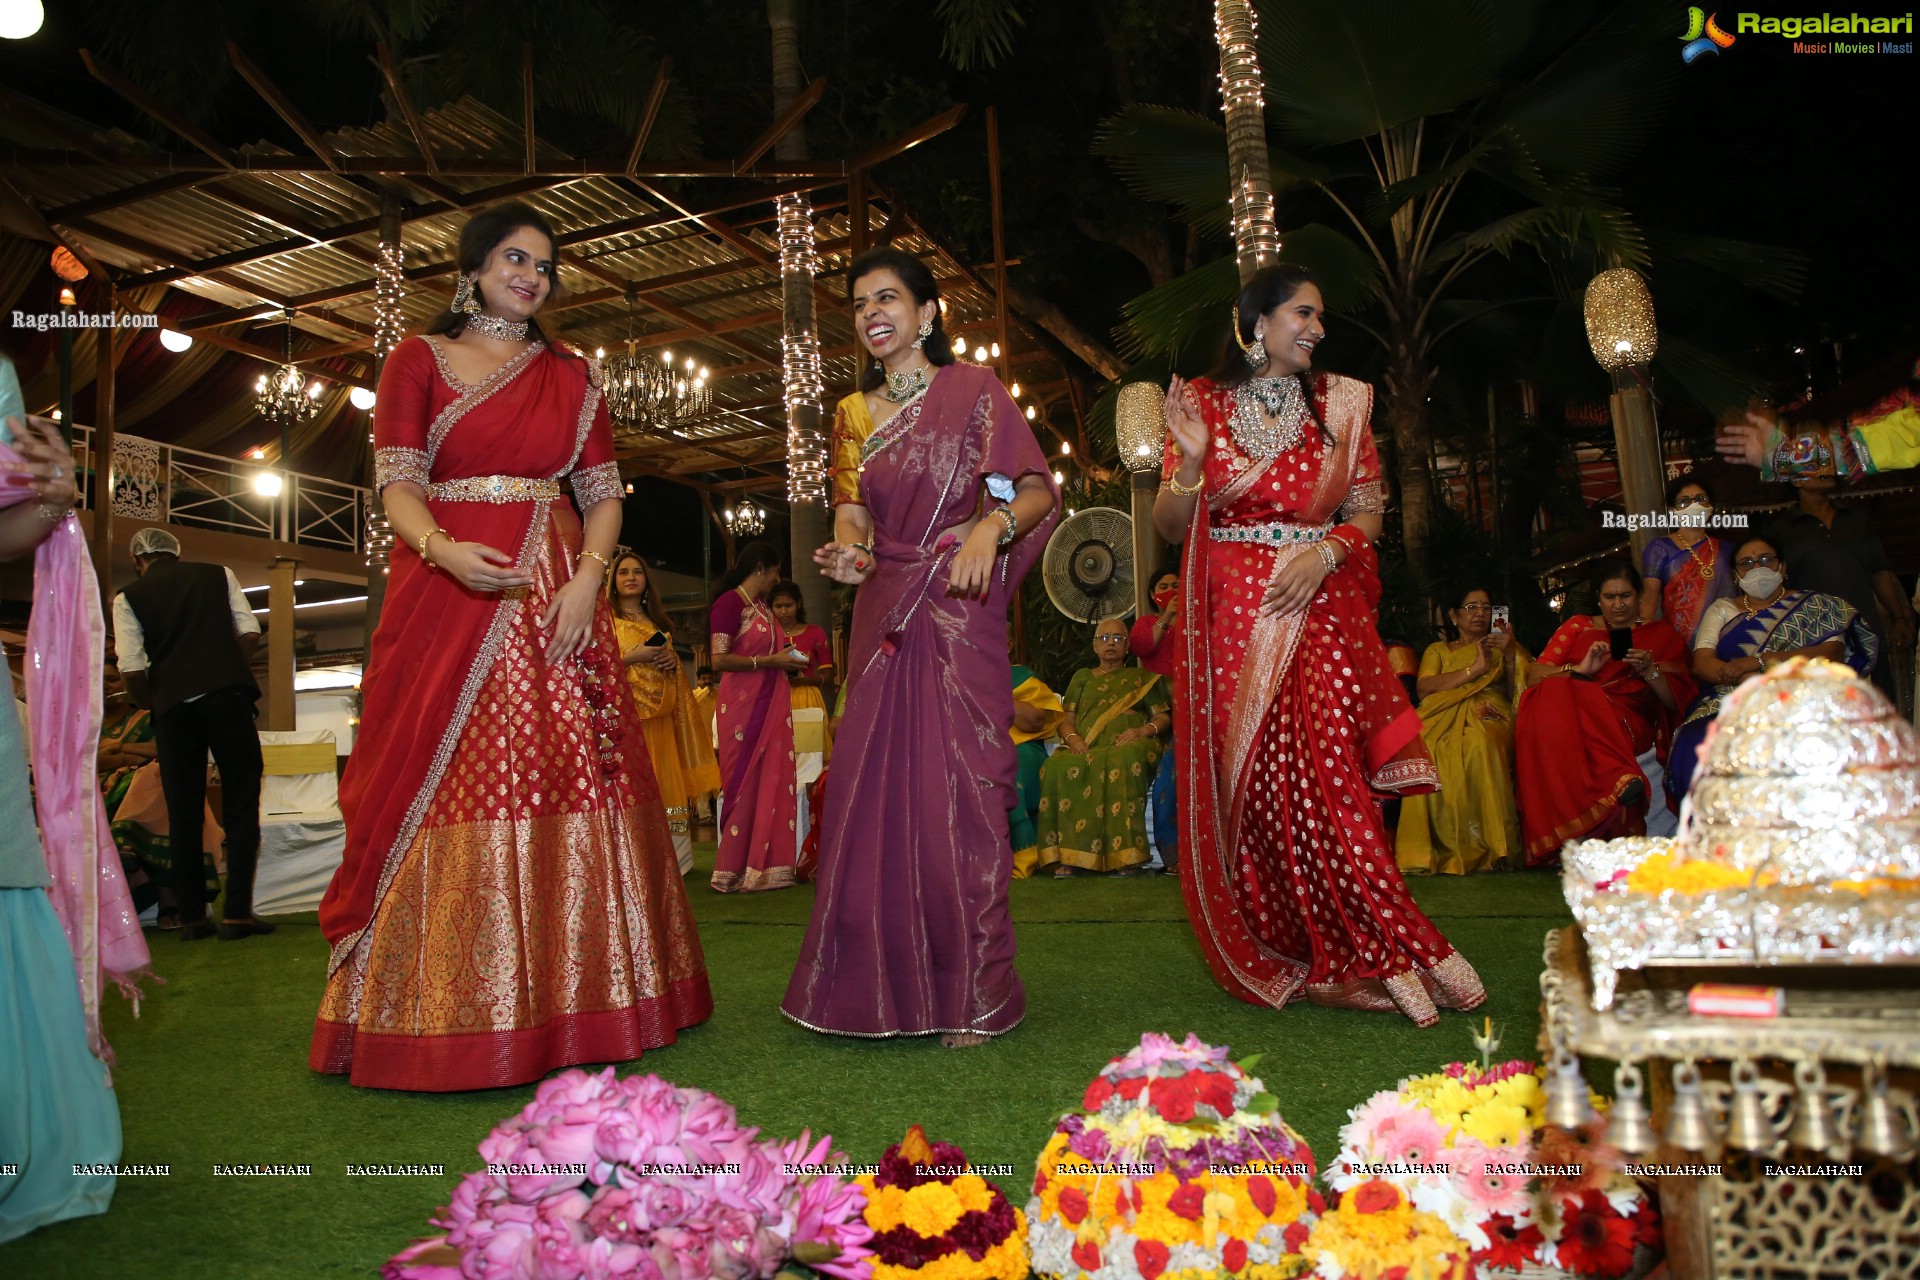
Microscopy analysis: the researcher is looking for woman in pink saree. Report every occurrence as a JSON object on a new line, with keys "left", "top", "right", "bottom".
{"left": 782, "top": 248, "right": 1058, "bottom": 1046}
{"left": 708, "top": 541, "right": 803, "bottom": 893}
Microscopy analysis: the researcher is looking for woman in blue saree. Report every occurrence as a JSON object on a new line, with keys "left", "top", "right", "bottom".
{"left": 1669, "top": 534, "right": 1879, "bottom": 801}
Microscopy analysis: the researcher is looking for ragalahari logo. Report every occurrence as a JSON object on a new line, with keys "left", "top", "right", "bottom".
{"left": 1681, "top": 7, "right": 1738, "bottom": 61}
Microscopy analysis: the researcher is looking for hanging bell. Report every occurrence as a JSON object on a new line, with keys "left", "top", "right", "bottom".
{"left": 1725, "top": 1059, "right": 1778, "bottom": 1154}
{"left": 1666, "top": 1060, "right": 1715, "bottom": 1154}
{"left": 1546, "top": 1049, "right": 1596, "bottom": 1129}
{"left": 1786, "top": 1059, "right": 1836, "bottom": 1155}
{"left": 1608, "top": 1062, "right": 1659, "bottom": 1156}
{"left": 1856, "top": 1061, "right": 1914, "bottom": 1159}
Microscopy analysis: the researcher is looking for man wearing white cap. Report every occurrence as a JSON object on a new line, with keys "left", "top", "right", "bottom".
{"left": 111, "top": 529, "right": 269, "bottom": 941}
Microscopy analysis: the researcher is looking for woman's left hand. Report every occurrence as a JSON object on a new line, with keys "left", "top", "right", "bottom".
{"left": 541, "top": 576, "right": 600, "bottom": 663}
{"left": 2, "top": 414, "right": 79, "bottom": 512}
{"left": 1625, "top": 647, "right": 1657, "bottom": 679}
{"left": 648, "top": 645, "right": 680, "bottom": 671}
{"left": 1259, "top": 549, "right": 1330, "bottom": 617}
{"left": 946, "top": 522, "right": 1000, "bottom": 599}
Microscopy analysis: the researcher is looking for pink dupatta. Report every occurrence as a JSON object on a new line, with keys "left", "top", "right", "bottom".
{"left": 0, "top": 439, "right": 150, "bottom": 1066}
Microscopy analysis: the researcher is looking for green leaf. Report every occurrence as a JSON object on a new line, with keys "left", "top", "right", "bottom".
{"left": 1095, "top": 106, "right": 1233, "bottom": 233}
{"left": 1651, "top": 334, "right": 1772, "bottom": 419}
{"left": 934, "top": 0, "right": 1027, "bottom": 71}
{"left": 1244, "top": 1093, "right": 1280, "bottom": 1115}
{"left": 1642, "top": 228, "right": 1806, "bottom": 302}
{"left": 1235, "top": 1053, "right": 1265, "bottom": 1074}
{"left": 1116, "top": 256, "right": 1241, "bottom": 364}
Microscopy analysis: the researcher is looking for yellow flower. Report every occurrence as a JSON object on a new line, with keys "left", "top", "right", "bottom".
{"left": 859, "top": 1179, "right": 909, "bottom": 1234}
{"left": 1459, "top": 1099, "right": 1531, "bottom": 1148}
{"left": 901, "top": 1182, "right": 966, "bottom": 1238}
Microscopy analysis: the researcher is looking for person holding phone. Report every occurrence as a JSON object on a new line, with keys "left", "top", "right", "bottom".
{"left": 1395, "top": 586, "right": 1529, "bottom": 876}
{"left": 609, "top": 549, "right": 720, "bottom": 875}
{"left": 1513, "top": 558, "right": 1694, "bottom": 866}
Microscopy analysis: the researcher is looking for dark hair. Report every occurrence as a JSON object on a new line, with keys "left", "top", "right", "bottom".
{"left": 1589, "top": 557, "right": 1643, "bottom": 598}
{"left": 1209, "top": 264, "right": 1331, "bottom": 444}
{"left": 426, "top": 202, "right": 567, "bottom": 345}
{"left": 846, "top": 247, "right": 957, "bottom": 393}
{"left": 1664, "top": 470, "right": 1714, "bottom": 508}
{"left": 712, "top": 540, "right": 783, "bottom": 603}
{"left": 1151, "top": 564, "right": 1181, "bottom": 587}
{"left": 766, "top": 579, "right": 807, "bottom": 624}
{"left": 607, "top": 548, "right": 671, "bottom": 633}
{"left": 1731, "top": 533, "right": 1782, "bottom": 565}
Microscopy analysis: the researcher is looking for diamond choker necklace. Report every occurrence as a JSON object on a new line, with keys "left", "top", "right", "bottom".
{"left": 464, "top": 311, "right": 531, "bottom": 342}
{"left": 882, "top": 364, "right": 933, "bottom": 404}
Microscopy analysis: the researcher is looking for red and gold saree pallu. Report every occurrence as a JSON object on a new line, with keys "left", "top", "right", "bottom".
{"left": 1514, "top": 617, "right": 1694, "bottom": 867}
{"left": 1171, "top": 374, "right": 1484, "bottom": 1028}
{"left": 709, "top": 593, "right": 797, "bottom": 894}
{"left": 312, "top": 338, "right": 710, "bottom": 1092}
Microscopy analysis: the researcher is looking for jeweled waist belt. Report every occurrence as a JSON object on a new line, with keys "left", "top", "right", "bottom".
{"left": 426, "top": 475, "right": 561, "bottom": 503}
{"left": 1208, "top": 519, "right": 1331, "bottom": 546}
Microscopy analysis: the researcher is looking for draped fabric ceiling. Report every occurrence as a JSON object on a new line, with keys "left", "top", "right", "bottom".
{"left": 0, "top": 68, "right": 1075, "bottom": 494}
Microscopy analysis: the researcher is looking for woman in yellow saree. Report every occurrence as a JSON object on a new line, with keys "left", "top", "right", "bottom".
{"left": 1394, "top": 586, "right": 1527, "bottom": 875}
{"left": 608, "top": 549, "right": 721, "bottom": 874}
{"left": 1036, "top": 620, "right": 1171, "bottom": 876}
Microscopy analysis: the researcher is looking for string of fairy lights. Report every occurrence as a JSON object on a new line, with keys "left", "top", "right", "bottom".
{"left": 1215, "top": 0, "right": 1281, "bottom": 275}
{"left": 777, "top": 193, "right": 828, "bottom": 504}
{"left": 366, "top": 236, "right": 405, "bottom": 572}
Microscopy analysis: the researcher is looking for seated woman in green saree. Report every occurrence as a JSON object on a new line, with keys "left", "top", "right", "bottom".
{"left": 1035, "top": 619, "right": 1171, "bottom": 876}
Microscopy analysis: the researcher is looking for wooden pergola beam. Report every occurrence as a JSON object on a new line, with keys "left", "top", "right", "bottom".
{"left": 0, "top": 86, "right": 126, "bottom": 164}
{"left": 852, "top": 103, "right": 968, "bottom": 171}
{"left": 522, "top": 44, "right": 537, "bottom": 176}
{"left": 625, "top": 60, "right": 673, "bottom": 175}
{"left": 735, "top": 76, "right": 826, "bottom": 176}
{"left": 2, "top": 147, "right": 868, "bottom": 179}
{"left": 228, "top": 42, "right": 340, "bottom": 172}
{"left": 0, "top": 179, "right": 112, "bottom": 281}
{"left": 376, "top": 43, "right": 440, "bottom": 178}
{"left": 79, "top": 49, "right": 235, "bottom": 169}
{"left": 61, "top": 214, "right": 294, "bottom": 307}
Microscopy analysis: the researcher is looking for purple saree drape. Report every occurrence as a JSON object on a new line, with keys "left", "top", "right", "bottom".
{"left": 781, "top": 364, "right": 1057, "bottom": 1037}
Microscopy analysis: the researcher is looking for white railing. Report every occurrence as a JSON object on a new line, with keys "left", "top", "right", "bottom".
{"left": 67, "top": 425, "right": 371, "bottom": 555}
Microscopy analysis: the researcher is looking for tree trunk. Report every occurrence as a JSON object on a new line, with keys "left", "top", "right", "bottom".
{"left": 1381, "top": 341, "right": 1437, "bottom": 581}
{"left": 768, "top": 0, "right": 832, "bottom": 628}
{"left": 1216, "top": 0, "right": 1277, "bottom": 282}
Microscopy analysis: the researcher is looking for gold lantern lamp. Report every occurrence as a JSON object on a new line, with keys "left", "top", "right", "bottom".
{"left": 1114, "top": 381, "right": 1165, "bottom": 475}
{"left": 1583, "top": 268, "right": 1659, "bottom": 371}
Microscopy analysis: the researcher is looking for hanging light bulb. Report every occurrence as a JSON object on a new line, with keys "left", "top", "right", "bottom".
{"left": 973, "top": 346, "right": 988, "bottom": 362}
{"left": 1008, "top": 381, "right": 1021, "bottom": 398}
{"left": 952, "top": 337, "right": 967, "bottom": 355}
{"left": 1052, "top": 469, "right": 1065, "bottom": 485}
{"left": 159, "top": 328, "right": 193, "bottom": 353}
{"left": 1060, "top": 441, "right": 1071, "bottom": 455}
{"left": 1025, "top": 405, "right": 1037, "bottom": 421}
{"left": 990, "top": 342, "right": 1001, "bottom": 358}
{"left": 0, "top": 1, "right": 47, "bottom": 41}
{"left": 306, "top": 381, "right": 325, "bottom": 399}
{"left": 253, "top": 471, "right": 284, "bottom": 497}
{"left": 349, "top": 387, "right": 377, "bottom": 411}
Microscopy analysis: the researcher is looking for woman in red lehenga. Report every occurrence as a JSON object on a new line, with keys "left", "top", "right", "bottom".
{"left": 1155, "top": 266, "right": 1485, "bottom": 1028}
{"left": 311, "top": 204, "right": 710, "bottom": 1091}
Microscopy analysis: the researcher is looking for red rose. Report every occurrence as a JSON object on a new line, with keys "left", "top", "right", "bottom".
{"left": 1148, "top": 1076, "right": 1197, "bottom": 1123}
{"left": 1307, "top": 1189, "right": 1327, "bottom": 1215}
{"left": 1245, "top": 1175, "right": 1276, "bottom": 1218}
{"left": 1133, "top": 1239, "right": 1170, "bottom": 1280}
{"left": 1282, "top": 1221, "right": 1309, "bottom": 1253}
{"left": 1112, "top": 1184, "right": 1134, "bottom": 1216}
{"left": 1222, "top": 1238, "right": 1249, "bottom": 1273}
{"left": 1083, "top": 1077, "right": 1115, "bottom": 1110}
{"left": 1352, "top": 1180, "right": 1401, "bottom": 1215}
{"left": 1381, "top": 1269, "right": 1409, "bottom": 1280}
{"left": 1033, "top": 1170, "right": 1048, "bottom": 1196}
{"left": 1058, "top": 1187, "right": 1090, "bottom": 1226}
{"left": 1070, "top": 1240, "right": 1102, "bottom": 1273}
{"left": 1116, "top": 1077, "right": 1148, "bottom": 1101}
{"left": 1196, "top": 1072, "right": 1238, "bottom": 1116}
{"left": 1167, "top": 1182, "right": 1206, "bottom": 1221}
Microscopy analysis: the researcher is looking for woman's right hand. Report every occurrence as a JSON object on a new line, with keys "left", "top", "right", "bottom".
{"left": 433, "top": 537, "right": 535, "bottom": 593}
{"left": 648, "top": 646, "right": 680, "bottom": 672}
{"left": 814, "top": 540, "right": 875, "bottom": 585}
{"left": 1164, "top": 376, "right": 1208, "bottom": 469}
{"left": 764, "top": 651, "right": 810, "bottom": 673}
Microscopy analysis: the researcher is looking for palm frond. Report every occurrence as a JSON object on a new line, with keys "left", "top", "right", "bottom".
{"left": 1115, "top": 256, "right": 1241, "bottom": 365}
{"left": 934, "top": 0, "right": 1027, "bottom": 71}
{"left": 1094, "top": 107, "right": 1233, "bottom": 233}
{"left": 1643, "top": 228, "right": 1806, "bottom": 302}
{"left": 1256, "top": 0, "right": 1535, "bottom": 145}
{"left": 1441, "top": 204, "right": 1647, "bottom": 271}
{"left": 1652, "top": 335, "right": 1772, "bottom": 419}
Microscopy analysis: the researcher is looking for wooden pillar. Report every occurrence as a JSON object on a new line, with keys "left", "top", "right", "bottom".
{"left": 1610, "top": 370, "right": 1665, "bottom": 564}
{"left": 986, "top": 106, "right": 1012, "bottom": 389}
{"left": 92, "top": 305, "right": 116, "bottom": 605}
{"left": 264, "top": 556, "right": 299, "bottom": 730}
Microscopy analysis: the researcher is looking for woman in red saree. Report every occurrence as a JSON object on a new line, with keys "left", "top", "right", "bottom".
{"left": 1514, "top": 558, "right": 1694, "bottom": 866}
{"left": 311, "top": 205, "right": 710, "bottom": 1091}
{"left": 782, "top": 247, "right": 1057, "bottom": 1046}
{"left": 708, "top": 543, "right": 803, "bottom": 893}
{"left": 1154, "top": 266, "right": 1484, "bottom": 1028}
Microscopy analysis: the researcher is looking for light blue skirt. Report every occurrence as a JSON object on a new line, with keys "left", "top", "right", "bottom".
{"left": 0, "top": 887, "right": 121, "bottom": 1243}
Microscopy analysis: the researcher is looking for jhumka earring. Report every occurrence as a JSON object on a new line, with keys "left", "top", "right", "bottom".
{"left": 911, "top": 318, "right": 934, "bottom": 352}
{"left": 457, "top": 275, "right": 484, "bottom": 317}
{"left": 1243, "top": 326, "right": 1268, "bottom": 371}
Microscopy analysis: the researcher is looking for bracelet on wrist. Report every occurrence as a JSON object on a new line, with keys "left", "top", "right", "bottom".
{"left": 991, "top": 505, "right": 1019, "bottom": 547}
{"left": 418, "top": 527, "right": 453, "bottom": 568}
{"left": 578, "top": 548, "right": 611, "bottom": 574}
{"left": 1165, "top": 469, "right": 1204, "bottom": 497}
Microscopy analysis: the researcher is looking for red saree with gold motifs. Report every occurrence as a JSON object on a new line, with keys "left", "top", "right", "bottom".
{"left": 310, "top": 336, "right": 710, "bottom": 1091}
{"left": 1170, "top": 373, "right": 1485, "bottom": 1028}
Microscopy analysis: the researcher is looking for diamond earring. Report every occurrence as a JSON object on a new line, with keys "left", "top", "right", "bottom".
{"left": 1243, "top": 328, "right": 1268, "bottom": 370}
{"left": 912, "top": 318, "right": 934, "bottom": 352}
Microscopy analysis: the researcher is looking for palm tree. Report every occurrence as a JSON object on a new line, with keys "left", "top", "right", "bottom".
{"left": 1094, "top": 0, "right": 1796, "bottom": 578}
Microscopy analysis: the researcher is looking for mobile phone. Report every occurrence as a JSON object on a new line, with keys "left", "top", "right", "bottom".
{"left": 790, "top": 647, "right": 808, "bottom": 663}
{"left": 1490, "top": 605, "right": 1510, "bottom": 630}
{"left": 1608, "top": 627, "right": 1633, "bottom": 662}
{"left": 643, "top": 632, "right": 668, "bottom": 647}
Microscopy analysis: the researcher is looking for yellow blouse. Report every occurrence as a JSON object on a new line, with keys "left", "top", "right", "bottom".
{"left": 829, "top": 391, "right": 874, "bottom": 507}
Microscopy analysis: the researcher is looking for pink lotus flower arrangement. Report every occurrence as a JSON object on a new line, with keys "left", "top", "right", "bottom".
{"left": 387, "top": 1068, "right": 874, "bottom": 1280}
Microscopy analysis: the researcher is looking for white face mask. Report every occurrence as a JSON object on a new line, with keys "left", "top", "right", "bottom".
{"left": 1739, "top": 567, "right": 1783, "bottom": 597}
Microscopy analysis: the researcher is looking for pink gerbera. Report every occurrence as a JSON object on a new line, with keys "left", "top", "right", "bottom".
{"left": 1347, "top": 1095, "right": 1447, "bottom": 1168}
{"left": 1447, "top": 1138, "right": 1533, "bottom": 1219}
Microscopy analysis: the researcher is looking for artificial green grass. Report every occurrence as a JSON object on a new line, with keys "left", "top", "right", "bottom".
{"left": 1, "top": 847, "right": 1571, "bottom": 1279}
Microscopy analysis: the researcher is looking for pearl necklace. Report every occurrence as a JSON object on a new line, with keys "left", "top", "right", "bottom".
{"left": 1229, "top": 375, "right": 1308, "bottom": 458}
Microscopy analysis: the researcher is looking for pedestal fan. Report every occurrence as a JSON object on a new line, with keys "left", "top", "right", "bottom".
{"left": 1040, "top": 506, "right": 1135, "bottom": 623}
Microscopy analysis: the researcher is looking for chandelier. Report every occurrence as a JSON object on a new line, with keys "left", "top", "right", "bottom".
{"left": 602, "top": 287, "right": 713, "bottom": 431}
{"left": 723, "top": 501, "right": 767, "bottom": 538}
{"left": 255, "top": 308, "right": 323, "bottom": 426}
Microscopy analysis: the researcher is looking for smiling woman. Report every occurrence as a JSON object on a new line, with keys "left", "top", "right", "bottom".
{"left": 310, "top": 203, "right": 711, "bottom": 1093}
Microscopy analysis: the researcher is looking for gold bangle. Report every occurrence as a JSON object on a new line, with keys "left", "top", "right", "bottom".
{"left": 418, "top": 527, "right": 452, "bottom": 566}
{"left": 579, "top": 549, "right": 611, "bottom": 572}
{"left": 1165, "top": 469, "right": 1204, "bottom": 497}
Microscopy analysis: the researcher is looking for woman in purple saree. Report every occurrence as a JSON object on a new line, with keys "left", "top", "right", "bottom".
{"left": 781, "top": 248, "right": 1058, "bottom": 1046}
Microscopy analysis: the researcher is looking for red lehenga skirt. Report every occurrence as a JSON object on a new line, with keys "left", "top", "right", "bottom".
{"left": 311, "top": 507, "right": 711, "bottom": 1091}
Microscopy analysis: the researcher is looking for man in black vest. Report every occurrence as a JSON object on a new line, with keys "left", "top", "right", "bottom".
{"left": 111, "top": 528, "right": 272, "bottom": 941}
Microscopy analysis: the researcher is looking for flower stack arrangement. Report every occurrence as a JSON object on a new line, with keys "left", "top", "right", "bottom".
{"left": 1027, "top": 1032, "right": 1320, "bottom": 1280}
{"left": 854, "top": 1126, "right": 1028, "bottom": 1280}
{"left": 1298, "top": 1179, "right": 1470, "bottom": 1280}
{"left": 1325, "top": 1048, "right": 1658, "bottom": 1278}
{"left": 385, "top": 1067, "right": 874, "bottom": 1280}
